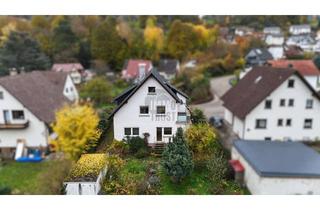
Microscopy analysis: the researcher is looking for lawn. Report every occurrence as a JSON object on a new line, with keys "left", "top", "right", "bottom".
{"left": 0, "top": 161, "right": 60, "bottom": 195}
{"left": 103, "top": 156, "right": 248, "bottom": 195}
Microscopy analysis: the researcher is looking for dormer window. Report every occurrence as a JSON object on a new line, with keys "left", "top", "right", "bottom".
{"left": 148, "top": 87, "right": 156, "bottom": 94}
{"left": 288, "top": 79, "right": 295, "bottom": 88}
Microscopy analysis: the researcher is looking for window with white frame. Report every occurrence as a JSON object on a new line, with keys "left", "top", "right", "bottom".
{"left": 280, "top": 99, "right": 285, "bottom": 107}
{"left": 288, "top": 79, "right": 295, "bottom": 88}
{"left": 265, "top": 100, "right": 272, "bottom": 109}
{"left": 163, "top": 127, "right": 172, "bottom": 135}
{"left": 12, "top": 110, "right": 25, "bottom": 120}
{"left": 148, "top": 87, "right": 156, "bottom": 94}
{"left": 139, "top": 106, "right": 149, "bottom": 114}
{"left": 156, "top": 106, "right": 165, "bottom": 114}
{"left": 288, "top": 99, "right": 294, "bottom": 107}
{"left": 0, "top": 91, "right": 3, "bottom": 99}
{"left": 124, "top": 127, "right": 140, "bottom": 136}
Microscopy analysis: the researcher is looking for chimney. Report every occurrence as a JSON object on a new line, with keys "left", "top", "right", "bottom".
{"left": 138, "top": 63, "right": 146, "bottom": 81}
{"left": 9, "top": 68, "right": 18, "bottom": 76}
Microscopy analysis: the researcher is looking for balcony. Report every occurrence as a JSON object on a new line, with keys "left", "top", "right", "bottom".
{"left": 176, "top": 113, "right": 190, "bottom": 124}
{"left": 0, "top": 120, "right": 29, "bottom": 129}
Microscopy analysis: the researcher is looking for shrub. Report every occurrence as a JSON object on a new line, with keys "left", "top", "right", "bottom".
{"left": 206, "top": 151, "right": 228, "bottom": 182}
{"left": 105, "top": 155, "right": 125, "bottom": 180}
{"left": 124, "top": 136, "right": 148, "bottom": 155}
{"left": 36, "top": 160, "right": 72, "bottom": 195}
{"left": 135, "top": 148, "right": 149, "bottom": 159}
{"left": 190, "top": 108, "right": 206, "bottom": 124}
{"left": 66, "top": 154, "right": 107, "bottom": 181}
{"left": 185, "top": 123, "right": 219, "bottom": 161}
{"left": 0, "top": 186, "right": 11, "bottom": 195}
{"left": 161, "top": 128, "right": 193, "bottom": 183}
{"left": 107, "top": 140, "right": 129, "bottom": 157}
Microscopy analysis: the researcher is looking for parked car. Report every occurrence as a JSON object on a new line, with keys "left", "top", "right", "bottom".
{"left": 209, "top": 116, "right": 223, "bottom": 128}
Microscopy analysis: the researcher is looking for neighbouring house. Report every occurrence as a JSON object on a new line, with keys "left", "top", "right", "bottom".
{"left": 286, "top": 35, "right": 316, "bottom": 52}
{"left": 0, "top": 71, "right": 78, "bottom": 158}
{"left": 245, "top": 48, "right": 273, "bottom": 67}
{"left": 157, "top": 59, "right": 180, "bottom": 81}
{"left": 263, "top": 26, "right": 281, "bottom": 35}
{"left": 268, "top": 46, "right": 284, "bottom": 60}
{"left": 183, "top": 59, "right": 197, "bottom": 69}
{"left": 289, "top": 24, "right": 311, "bottom": 35}
{"left": 52, "top": 63, "right": 84, "bottom": 85}
{"left": 268, "top": 60, "right": 320, "bottom": 91}
{"left": 121, "top": 59, "right": 153, "bottom": 82}
{"left": 234, "top": 26, "right": 254, "bottom": 37}
{"left": 109, "top": 69, "right": 190, "bottom": 147}
{"left": 231, "top": 140, "right": 320, "bottom": 195}
{"left": 265, "top": 34, "right": 284, "bottom": 46}
{"left": 284, "top": 45, "right": 304, "bottom": 58}
{"left": 222, "top": 66, "right": 320, "bottom": 141}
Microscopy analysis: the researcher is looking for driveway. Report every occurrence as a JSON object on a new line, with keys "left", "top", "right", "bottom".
{"left": 191, "top": 75, "right": 234, "bottom": 119}
{"left": 190, "top": 75, "right": 236, "bottom": 150}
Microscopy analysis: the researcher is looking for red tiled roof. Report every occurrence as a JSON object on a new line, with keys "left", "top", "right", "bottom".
{"left": 268, "top": 60, "right": 320, "bottom": 76}
{"left": 122, "top": 59, "right": 152, "bottom": 79}
{"left": 52, "top": 63, "right": 84, "bottom": 73}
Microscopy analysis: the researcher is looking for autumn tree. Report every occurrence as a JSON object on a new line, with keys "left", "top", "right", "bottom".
{"left": 185, "top": 123, "right": 219, "bottom": 161}
{"left": 52, "top": 104, "right": 101, "bottom": 160}
{"left": 166, "top": 20, "right": 199, "bottom": 60}
{"left": 52, "top": 17, "right": 79, "bottom": 62}
{"left": 91, "top": 18, "right": 127, "bottom": 71}
{"left": 0, "top": 31, "right": 50, "bottom": 75}
{"left": 80, "top": 77, "right": 113, "bottom": 107}
{"left": 143, "top": 17, "right": 164, "bottom": 61}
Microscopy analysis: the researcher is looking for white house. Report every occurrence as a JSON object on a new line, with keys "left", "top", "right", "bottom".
{"left": 286, "top": 35, "right": 316, "bottom": 52}
{"left": 231, "top": 140, "right": 320, "bottom": 195}
{"left": 157, "top": 59, "right": 180, "bottom": 81}
{"left": 267, "top": 46, "right": 284, "bottom": 60}
{"left": 265, "top": 34, "right": 284, "bottom": 46}
{"left": 0, "top": 71, "right": 78, "bottom": 158}
{"left": 222, "top": 66, "right": 320, "bottom": 141}
{"left": 234, "top": 26, "right": 254, "bottom": 37}
{"left": 289, "top": 24, "right": 311, "bottom": 35}
{"left": 268, "top": 59, "right": 320, "bottom": 91}
{"left": 263, "top": 26, "right": 281, "bottom": 35}
{"left": 109, "top": 69, "right": 190, "bottom": 147}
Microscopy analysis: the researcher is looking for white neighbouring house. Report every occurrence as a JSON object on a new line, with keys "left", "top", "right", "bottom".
{"left": 52, "top": 63, "right": 84, "bottom": 85}
{"left": 289, "top": 24, "right": 311, "bottom": 35}
{"left": 222, "top": 66, "right": 320, "bottom": 141}
{"left": 268, "top": 59, "right": 320, "bottom": 91}
{"left": 109, "top": 69, "right": 190, "bottom": 146}
{"left": 231, "top": 140, "right": 320, "bottom": 195}
{"left": 0, "top": 71, "right": 79, "bottom": 158}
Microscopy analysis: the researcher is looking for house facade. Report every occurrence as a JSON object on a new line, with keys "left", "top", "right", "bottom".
{"left": 52, "top": 63, "right": 84, "bottom": 85}
{"left": 110, "top": 69, "right": 190, "bottom": 146}
{"left": 265, "top": 34, "right": 284, "bottom": 46}
{"left": 268, "top": 60, "right": 320, "bottom": 91}
{"left": 245, "top": 48, "right": 273, "bottom": 66}
{"left": 263, "top": 26, "right": 281, "bottom": 35}
{"left": 121, "top": 59, "right": 153, "bottom": 82}
{"left": 0, "top": 71, "right": 78, "bottom": 158}
{"left": 222, "top": 67, "right": 320, "bottom": 141}
{"left": 289, "top": 24, "right": 311, "bottom": 35}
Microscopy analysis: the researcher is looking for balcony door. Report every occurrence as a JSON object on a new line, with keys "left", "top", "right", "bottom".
{"left": 3, "top": 110, "right": 10, "bottom": 123}
{"left": 156, "top": 127, "right": 162, "bottom": 142}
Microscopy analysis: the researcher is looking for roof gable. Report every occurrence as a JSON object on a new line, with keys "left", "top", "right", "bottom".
{"left": 122, "top": 59, "right": 152, "bottom": 78}
{"left": 109, "top": 69, "right": 187, "bottom": 119}
{"left": 268, "top": 60, "right": 320, "bottom": 76}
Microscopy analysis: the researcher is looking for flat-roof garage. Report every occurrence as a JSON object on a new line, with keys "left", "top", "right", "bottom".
{"left": 231, "top": 140, "right": 320, "bottom": 194}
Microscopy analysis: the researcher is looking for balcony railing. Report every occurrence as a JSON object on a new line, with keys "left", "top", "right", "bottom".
{"left": 0, "top": 120, "right": 29, "bottom": 129}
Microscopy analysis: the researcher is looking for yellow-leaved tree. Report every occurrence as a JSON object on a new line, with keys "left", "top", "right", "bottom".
{"left": 143, "top": 17, "right": 164, "bottom": 60}
{"left": 51, "top": 104, "right": 101, "bottom": 160}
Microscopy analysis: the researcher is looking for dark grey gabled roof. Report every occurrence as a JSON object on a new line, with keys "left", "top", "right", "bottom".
{"left": 157, "top": 59, "right": 179, "bottom": 75}
{"left": 246, "top": 48, "right": 273, "bottom": 61}
{"left": 108, "top": 69, "right": 188, "bottom": 119}
{"left": 234, "top": 140, "right": 320, "bottom": 178}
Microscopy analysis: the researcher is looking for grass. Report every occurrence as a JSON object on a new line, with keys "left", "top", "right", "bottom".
{"left": 106, "top": 156, "right": 248, "bottom": 195}
{"left": 0, "top": 161, "right": 60, "bottom": 194}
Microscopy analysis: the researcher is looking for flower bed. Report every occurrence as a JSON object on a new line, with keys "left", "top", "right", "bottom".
{"left": 66, "top": 154, "right": 107, "bottom": 182}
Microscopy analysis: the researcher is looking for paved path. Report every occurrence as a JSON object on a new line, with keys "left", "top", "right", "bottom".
{"left": 191, "top": 75, "right": 234, "bottom": 119}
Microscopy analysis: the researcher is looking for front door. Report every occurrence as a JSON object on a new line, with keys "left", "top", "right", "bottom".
{"left": 3, "top": 110, "right": 10, "bottom": 123}
{"left": 156, "top": 127, "right": 162, "bottom": 141}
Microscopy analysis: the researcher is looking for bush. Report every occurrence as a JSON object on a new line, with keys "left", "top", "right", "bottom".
{"left": 36, "top": 160, "right": 72, "bottom": 195}
{"left": 190, "top": 108, "right": 206, "bottom": 124}
{"left": 124, "top": 136, "right": 148, "bottom": 155}
{"left": 107, "top": 140, "right": 129, "bottom": 157}
{"left": 0, "top": 186, "right": 11, "bottom": 195}
{"left": 185, "top": 123, "right": 219, "bottom": 161}
{"left": 161, "top": 128, "right": 193, "bottom": 183}
{"left": 135, "top": 148, "right": 149, "bottom": 159}
{"left": 206, "top": 151, "right": 228, "bottom": 182}
{"left": 105, "top": 155, "right": 124, "bottom": 180}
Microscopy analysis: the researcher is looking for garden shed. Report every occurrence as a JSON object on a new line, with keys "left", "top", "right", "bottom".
{"left": 64, "top": 154, "right": 107, "bottom": 195}
{"left": 231, "top": 140, "right": 320, "bottom": 195}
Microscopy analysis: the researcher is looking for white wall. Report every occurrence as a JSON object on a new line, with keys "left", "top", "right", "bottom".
{"left": 232, "top": 147, "right": 320, "bottom": 195}
{"left": 63, "top": 75, "right": 79, "bottom": 101}
{"left": 243, "top": 74, "right": 320, "bottom": 141}
{"left": 0, "top": 85, "right": 48, "bottom": 148}
{"left": 113, "top": 77, "right": 189, "bottom": 144}
{"left": 305, "top": 75, "right": 320, "bottom": 91}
